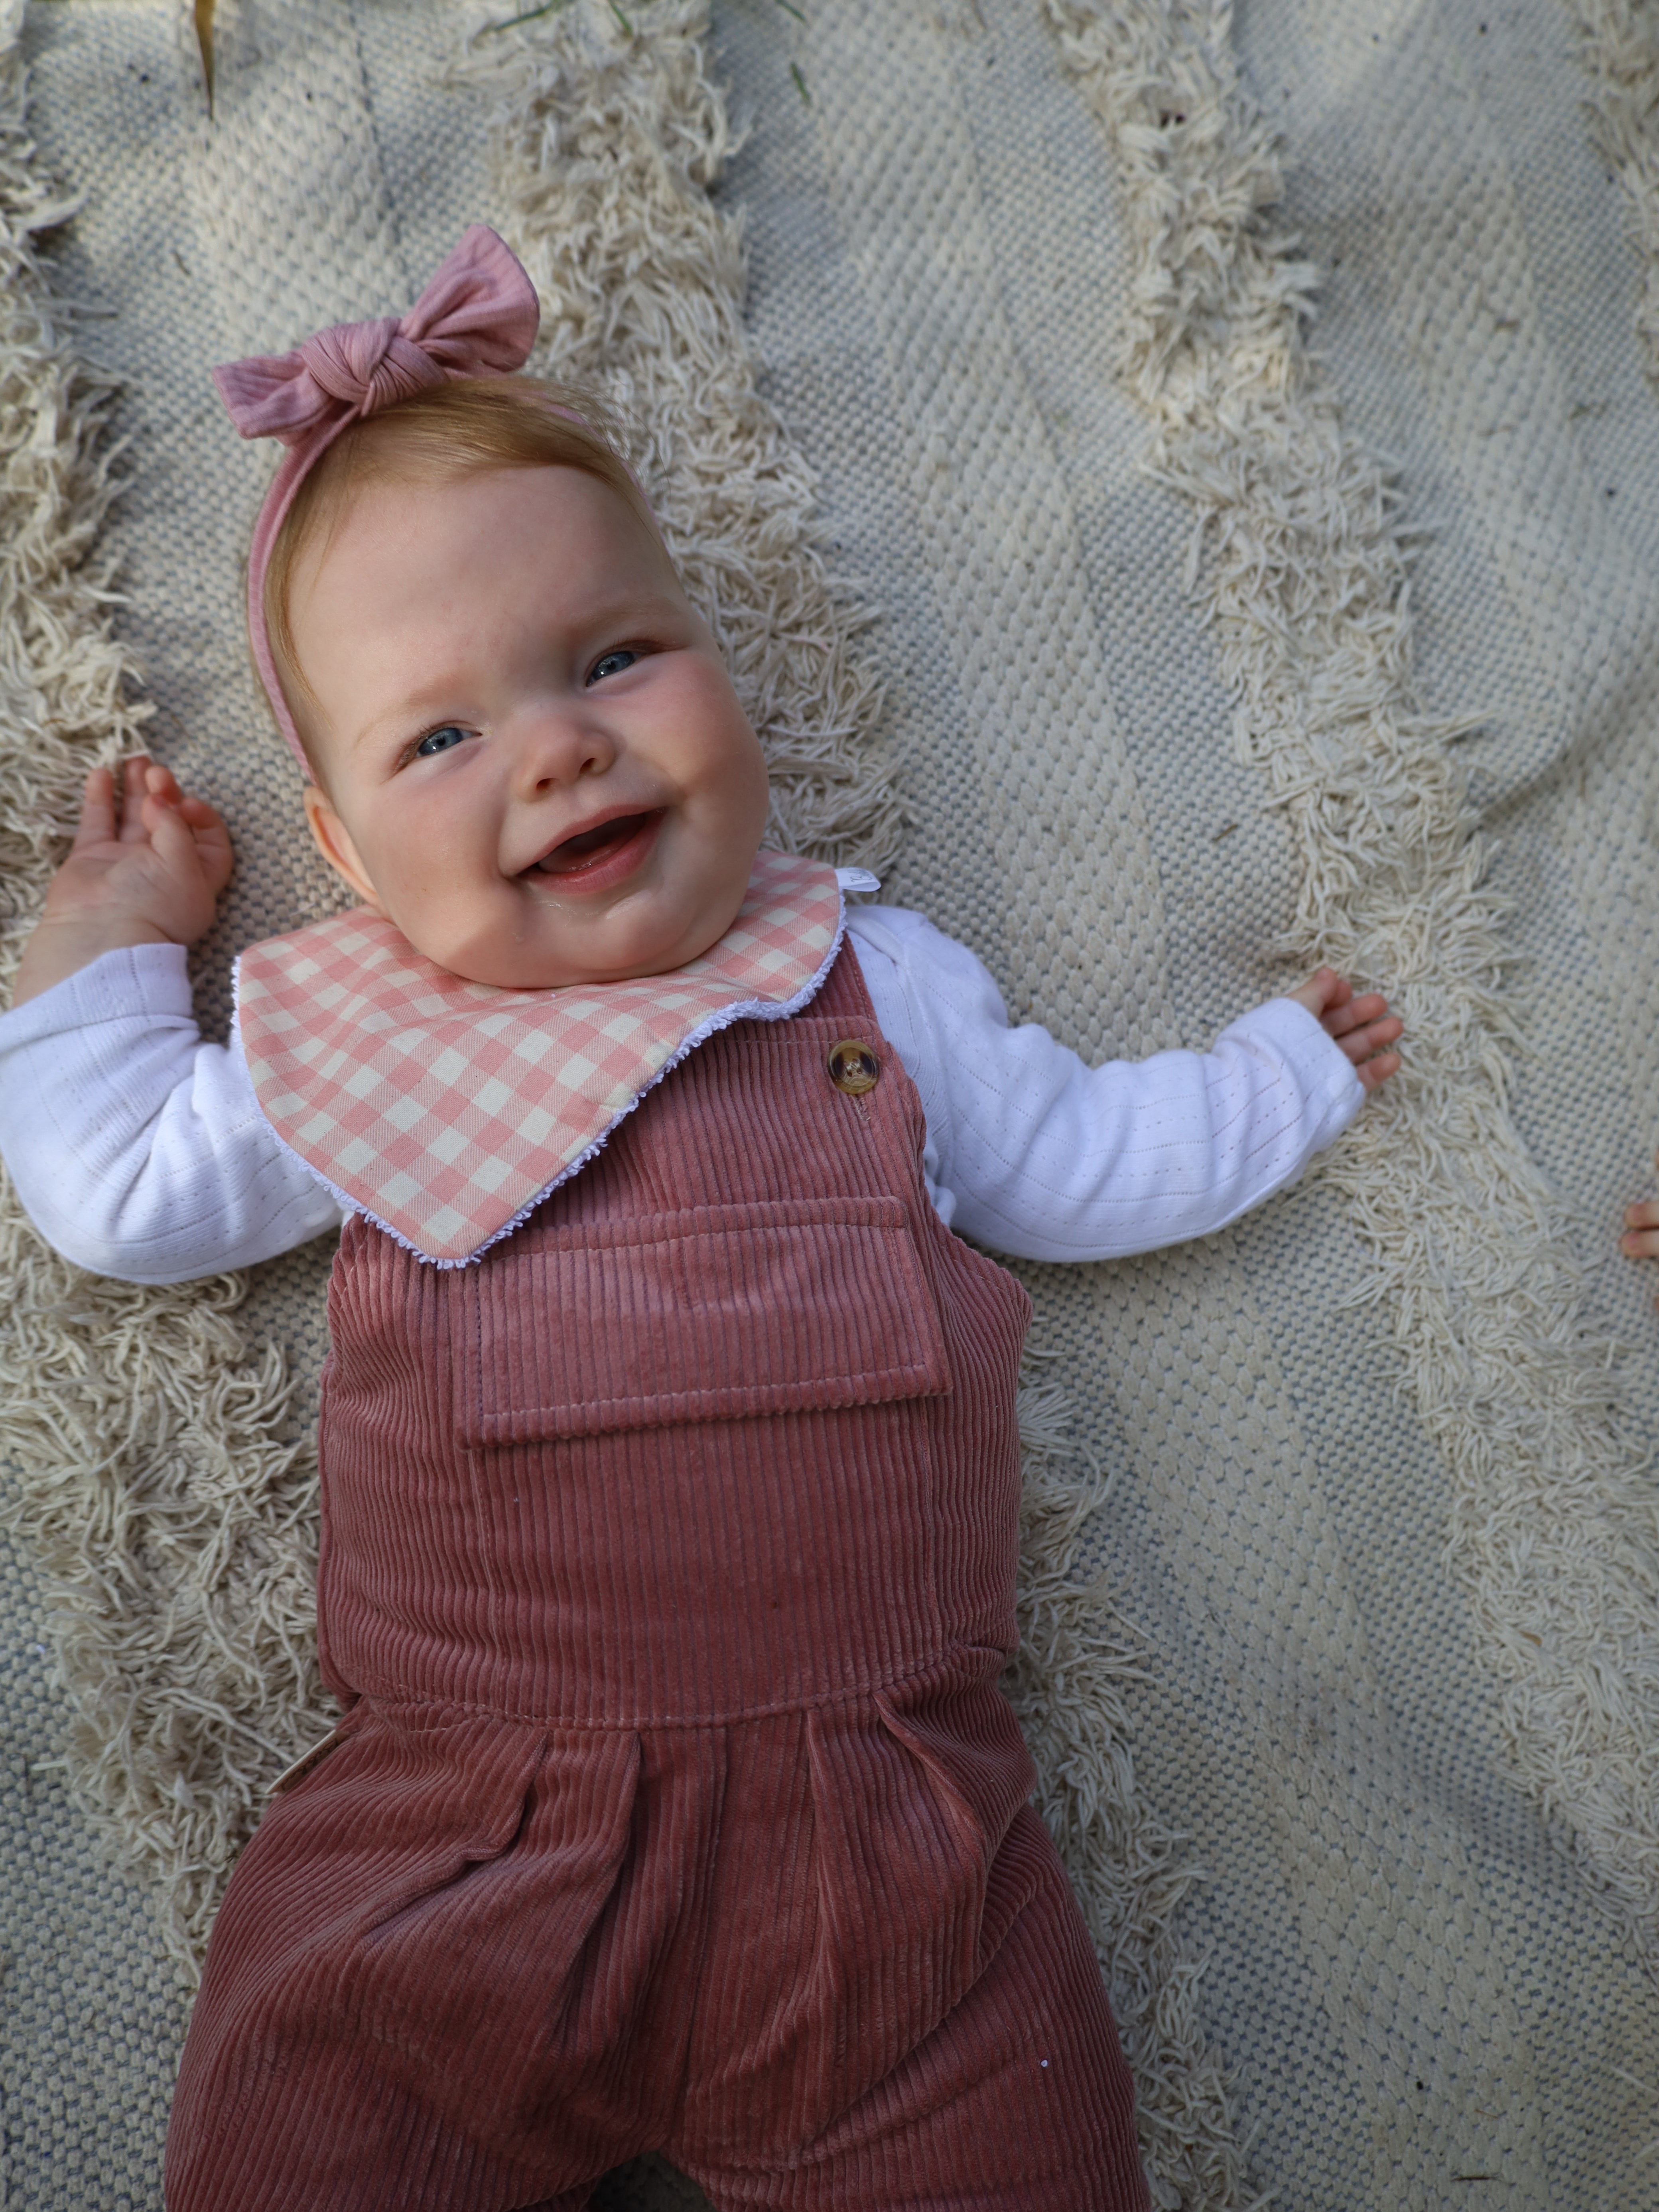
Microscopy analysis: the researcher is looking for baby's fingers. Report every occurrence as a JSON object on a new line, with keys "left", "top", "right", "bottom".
{"left": 1288, "top": 967, "right": 1349, "bottom": 1021}
{"left": 118, "top": 754, "right": 161, "bottom": 839}
{"left": 1322, "top": 989, "right": 1391, "bottom": 1042}
{"left": 140, "top": 758, "right": 185, "bottom": 810}
{"left": 1355, "top": 1048, "right": 1402, "bottom": 1092}
{"left": 181, "top": 797, "right": 234, "bottom": 894}
{"left": 1336, "top": 1012, "right": 1404, "bottom": 1066}
{"left": 1289, "top": 971, "right": 1403, "bottom": 1090}
{"left": 1621, "top": 1198, "right": 1659, "bottom": 1259}
{"left": 140, "top": 784, "right": 205, "bottom": 872}
{"left": 71, "top": 764, "right": 118, "bottom": 849}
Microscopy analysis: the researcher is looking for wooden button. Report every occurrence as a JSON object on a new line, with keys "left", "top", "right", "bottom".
{"left": 827, "top": 1038, "right": 880, "bottom": 1095}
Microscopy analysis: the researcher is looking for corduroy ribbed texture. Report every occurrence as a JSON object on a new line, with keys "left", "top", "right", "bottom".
{"left": 164, "top": 947, "right": 1147, "bottom": 2210}
{"left": 313, "top": 945, "right": 1034, "bottom": 1728}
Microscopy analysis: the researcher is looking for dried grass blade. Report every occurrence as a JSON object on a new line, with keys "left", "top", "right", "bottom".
{"left": 193, "top": 0, "right": 216, "bottom": 116}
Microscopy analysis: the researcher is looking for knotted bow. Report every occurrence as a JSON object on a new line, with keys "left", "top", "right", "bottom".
{"left": 212, "top": 225, "right": 542, "bottom": 774}
{"left": 213, "top": 226, "right": 538, "bottom": 447}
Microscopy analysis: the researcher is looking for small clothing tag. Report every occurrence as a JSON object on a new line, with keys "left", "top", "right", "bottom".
{"left": 236, "top": 851, "right": 846, "bottom": 1265}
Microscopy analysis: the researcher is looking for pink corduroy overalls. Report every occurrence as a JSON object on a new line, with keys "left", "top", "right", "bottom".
{"left": 165, "top": 944, "right": 1148, "bottom": 2212}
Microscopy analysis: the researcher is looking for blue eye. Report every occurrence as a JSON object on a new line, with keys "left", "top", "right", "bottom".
{"left": 587, "top": 650, "right": 638, "bottom": 685}
{"left": 415, "top": 725, "right": 469, "bottom": 759}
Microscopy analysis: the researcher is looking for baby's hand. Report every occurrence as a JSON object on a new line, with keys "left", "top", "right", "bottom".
{"left": 12, "top": 757, "right": 232, "bottom": 1007}
{"left": 1620, "top": 1151, "right": 1659, "bottom": 1305}
{"left": 1288, "top": 967, "right": 1403, "bottom": 1091}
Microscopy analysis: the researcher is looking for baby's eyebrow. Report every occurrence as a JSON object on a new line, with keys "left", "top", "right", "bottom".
{"left": 556, "top": 585, "right": 686, "bottom": 634}
{"left": 340, "top": 697, "right": 469, "bottom": 766}
{"left": 350, "top": 703, "right": 430, "bottom": 754}
{"left": 350, "top": 667, "right": 502, "bottom": 745}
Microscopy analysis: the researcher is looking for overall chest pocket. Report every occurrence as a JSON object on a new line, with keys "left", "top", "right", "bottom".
{"left": 455, "top": 1198, "right": 952, "bottom": 1446}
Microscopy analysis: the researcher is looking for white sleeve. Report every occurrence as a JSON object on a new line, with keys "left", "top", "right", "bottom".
{"left": 845, "top": 905, "right": 1366, "bottom": 1262}
{"left": 0, "top": 943, "right": 346, "bottom": 1284}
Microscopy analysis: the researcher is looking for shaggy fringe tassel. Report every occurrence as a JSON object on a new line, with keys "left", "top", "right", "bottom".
{"left": 0, "top": 8, "right": 333, "bottom": 1980}
{"left": 452, "top": 0, "right": 902, "bottom": 871}
{"left": 1008, "top": 1375, "right": 1249, "bottom": 2212}
{"left": 1046, "top": 0, "right": 1659, "bottom": 1961}
{"left": 1566, "top": 0, "right": 1659, "bottom": 388}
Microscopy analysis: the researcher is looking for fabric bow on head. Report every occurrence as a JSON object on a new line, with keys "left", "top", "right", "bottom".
{"left": 212, "top": 225, "right": 541, "bottom": 775}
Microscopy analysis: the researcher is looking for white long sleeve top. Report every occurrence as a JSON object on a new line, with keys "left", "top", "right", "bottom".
{"left": 0, "top": 904, "right": 1363, "bottom": 1286}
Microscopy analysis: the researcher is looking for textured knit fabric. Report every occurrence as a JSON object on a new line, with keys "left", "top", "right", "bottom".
{"left": 163, "top": 942, "right": 1148, "bottom": 2211}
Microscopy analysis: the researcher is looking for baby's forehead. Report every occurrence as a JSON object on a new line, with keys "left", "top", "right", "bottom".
{"left": 320, "top": 459, "right": 670, "bottom": 585}
{"left": 289, "top": 465, "right": 688, "bottom": 725}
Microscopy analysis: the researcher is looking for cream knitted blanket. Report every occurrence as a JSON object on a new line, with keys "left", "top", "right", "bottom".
{"left": 3, "top": 2, "right": 1658, "bottom": 2207}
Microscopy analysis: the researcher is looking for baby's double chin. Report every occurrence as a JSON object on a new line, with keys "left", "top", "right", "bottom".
{"left": 426, "top": 900, "right": 706, "bottom": 992}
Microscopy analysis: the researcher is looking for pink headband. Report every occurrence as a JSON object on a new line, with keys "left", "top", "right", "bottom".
{"left": 212, "top": 225, "right": 541, "bottom": 776}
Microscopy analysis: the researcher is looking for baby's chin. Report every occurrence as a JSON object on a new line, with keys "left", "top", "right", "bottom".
{"left": 394, "top": 902, "right": 734, "bottom": 993}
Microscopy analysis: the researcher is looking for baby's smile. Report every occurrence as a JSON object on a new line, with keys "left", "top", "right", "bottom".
{"left": 286, "top": 463, "right": 770, "bottom": 991}
{"left": 523, "top": 806, "right": 665, "bottom": 888}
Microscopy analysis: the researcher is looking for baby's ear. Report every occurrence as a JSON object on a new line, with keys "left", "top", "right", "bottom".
{"left": 302, "top": 784, "right": 382, "bottom": 911}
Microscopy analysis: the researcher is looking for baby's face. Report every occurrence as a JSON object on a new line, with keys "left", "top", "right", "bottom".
{"left": 289, "top": 464, "right": 770, "bottom": 990}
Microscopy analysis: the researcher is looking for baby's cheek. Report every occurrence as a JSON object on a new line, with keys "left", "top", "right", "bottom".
{"left": 368, "top": 833, "right": 495, "bottom": 947}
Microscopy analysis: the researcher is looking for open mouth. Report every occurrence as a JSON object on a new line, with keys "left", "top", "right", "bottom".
{"left": 526, "top": 809, "right": 664, "bottom": 888}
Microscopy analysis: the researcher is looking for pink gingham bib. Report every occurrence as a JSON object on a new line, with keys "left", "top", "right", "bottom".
{"left": 236, "top": 851, "right": 848, "bottom": 1265}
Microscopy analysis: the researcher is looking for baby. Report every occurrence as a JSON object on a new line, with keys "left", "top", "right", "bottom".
{"left": 0, "top": 231, "right": 1401, "bottom": 2212}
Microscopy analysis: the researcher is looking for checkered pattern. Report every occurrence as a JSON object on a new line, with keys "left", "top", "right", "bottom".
{"left": 235, "top": 852, "right": 843, "bottom": 1264}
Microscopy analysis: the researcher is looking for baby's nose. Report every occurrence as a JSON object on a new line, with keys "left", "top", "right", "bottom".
{"left": 512, "top": 701, "right": 616, "bottom": 792}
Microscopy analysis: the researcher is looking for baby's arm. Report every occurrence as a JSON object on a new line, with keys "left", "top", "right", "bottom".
{"left": 2, "top": 760, "right": 343, "bottom": 1281}
{"left": 1621, "top": 1150, "right": 1659, "bottom": 1307}
{"left": 847, "top": 909, "right": 1398, "bottom": 1263}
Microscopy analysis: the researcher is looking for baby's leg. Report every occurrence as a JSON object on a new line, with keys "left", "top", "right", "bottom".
{"left": 676, "top": 1805, "right": 1148, "bottom": 2212}
{"left": 164, "top": 1703, "right": 684, "bottom": 2212}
